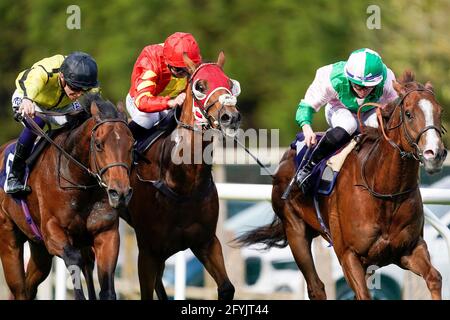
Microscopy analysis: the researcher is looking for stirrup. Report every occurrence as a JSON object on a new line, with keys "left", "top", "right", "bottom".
{"left": 296, "top": 166, "right": 314, "bottom": 194}
{"left": 5, "top": 183, "right": 32, "bottom": 195}
{"left": 5, "top": 174, "right": 31, "bottom": 195}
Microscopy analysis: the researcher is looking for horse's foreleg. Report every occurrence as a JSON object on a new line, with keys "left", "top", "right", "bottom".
{"left": 81, "top": 247, "right": 97, "bottom": 300}
{"left": 137, "top": 249, "right": 160, "bottom": 300}
{"left": 399, "top": 239, "right": 442, "bottom": 300}
{"left": 24, "top": 242, "right": 53, "bottom": 299}
{"left": 340, "top": 250, "right": 371, "bottom": 300}
{"left": 192, "top": 236, "right": 235, "bottom": 300}
{"left": 0, "top": 215, "right": 27, "bottom": 299}
{"left": 284, "top": 209, "right": 327, "bottom": 300}
{"left": 45, "top": 218, "right": 86, "bottom": 300}
{"left": 93, "top": 228, "right": 119, "bottom": 300}
{"left": 155, "top": 264, "right": 168, "bottom": 300}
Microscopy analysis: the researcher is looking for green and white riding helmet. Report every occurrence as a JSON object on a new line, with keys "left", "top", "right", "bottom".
{"left": 344, "top": 48, "right": 384, "bottom": 87}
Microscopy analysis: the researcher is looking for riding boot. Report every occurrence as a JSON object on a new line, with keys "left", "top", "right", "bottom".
{"left": 128, "top": 121, "right": 148, "bottom": 141}
{"left": 297, "top": 126, "right": 351, "bottom": 193}
{"left": 5, "top": 142, "right": 32, "bottom": 194}
{"left": 4, "top": 118, "right": 44, "bottom": 195}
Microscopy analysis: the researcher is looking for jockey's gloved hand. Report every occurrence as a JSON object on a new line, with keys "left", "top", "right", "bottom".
{"left": 168, "top": 92, "right": 186, "bottom": 108}
{"left": 302, "top": 124, "right": 317, "bottom": 148}
{"left": 18, "top": 98, "right": 36, "bottom": 118}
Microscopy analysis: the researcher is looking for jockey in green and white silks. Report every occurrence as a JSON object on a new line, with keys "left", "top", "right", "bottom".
{"left": 295, "top": 48, "right": 398, "bottom": 193}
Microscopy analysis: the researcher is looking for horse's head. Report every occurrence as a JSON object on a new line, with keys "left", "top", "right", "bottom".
{"left": 88, "top": 97, "right": 134, "bottom": 208}
{"left": 181, "top": 51, "right": 241, "bottom": 135}
{"left": 391, "top": 71, "right": 447, "bottom": 173}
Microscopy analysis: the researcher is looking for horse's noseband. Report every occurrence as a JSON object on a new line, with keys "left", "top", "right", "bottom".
{"left": 396, "top": 88, "right": 443, "bottom": 162}
{"left": 175, "top": 63, "right": 238, "bottom": 133}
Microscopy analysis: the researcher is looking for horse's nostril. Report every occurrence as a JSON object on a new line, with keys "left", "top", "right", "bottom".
{"left": 220, "top": 113, "right": 231, "bottom": 123}
{"left": 423, "top": 149, "right": 435, "bottom": 160}
{"left": 108, "top": 189, "right": 120, "bottom": 200}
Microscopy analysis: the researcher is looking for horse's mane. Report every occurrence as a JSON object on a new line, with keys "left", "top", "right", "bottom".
{"left": 358, "top": 70, "right": 422, "bottom": 144}
{"left": 79, "top": 93, "right": 121, "bottom": 120}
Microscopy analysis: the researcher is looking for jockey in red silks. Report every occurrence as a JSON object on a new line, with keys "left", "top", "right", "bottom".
{"left": 5, "top": 52, "right": 99, "bottom": 195}
{"left": 126, "top": 32, "right": 202, "bottom": 140}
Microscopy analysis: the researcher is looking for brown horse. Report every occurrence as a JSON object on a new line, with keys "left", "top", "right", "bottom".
{"left": 236, "top": 71, "right": 447, "bottom": 300}
{"left": 125, "top": 52, "right": 241, "bottom": 300}
{"left": 0, "top": 94, "right": 134, "bottom": 299}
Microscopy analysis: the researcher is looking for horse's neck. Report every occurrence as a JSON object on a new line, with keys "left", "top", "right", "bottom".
{"left": 60, "top": 119, "right": 95, "bottom": 181}
{"left": 163, "top": 128, "right": 213, "bottom": 194}
{"left": 179, "top": 93, "right": 195, "bottom": 125}
{"left": 160, "top": 89, "right": 214, "bottom": 192}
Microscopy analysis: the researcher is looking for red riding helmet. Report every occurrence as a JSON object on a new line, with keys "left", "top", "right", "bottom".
{"left": 163, "top": 32, "right": 202, "bottom": 68}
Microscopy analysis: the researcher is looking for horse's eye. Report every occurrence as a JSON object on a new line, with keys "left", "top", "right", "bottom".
{"left": 195, "top": 81, "right": 206, "bottom": 93}
{"left": 405, "top": 111, "right": 412, "bottom": 119}
{"left": 95, "top": 140, "right": 103, "bottom": 151}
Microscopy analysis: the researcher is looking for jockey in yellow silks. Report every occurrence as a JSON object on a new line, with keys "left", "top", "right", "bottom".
{"left": 5, "top": 52, "right": 99, "bottom": 195}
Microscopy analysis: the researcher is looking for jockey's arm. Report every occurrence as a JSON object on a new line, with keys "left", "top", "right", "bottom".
{"left": 133, "top": 67, "right": 171, "bottom": 113}
{"left": 295, "top": 65, "right": 334, "bottom": 128}
{"left": 15, "top": 66, "right": 48, "bottom": 102}
{"left": 135, "top": 91, "right": 171, "bottom": 113}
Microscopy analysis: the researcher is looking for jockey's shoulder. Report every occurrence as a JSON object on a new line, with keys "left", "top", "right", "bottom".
{"left": 30, "top": 54, "right": 65, "bottom": 70}
{"left": 316, "top": 63, "right": 335, "bottom": 75}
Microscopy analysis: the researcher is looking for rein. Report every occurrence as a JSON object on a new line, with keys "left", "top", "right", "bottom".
{"left": 20, "top": 112, "right": 129, "bottom": 189}
{"left": 174, "top": 63, "right": 230, "bottom": 133}
{"left": 174, "top": 63, "right": 274, "bottom": 177}
{"left": 358, "top": 88, "right": 443, "bottom": 161}
{"left": 356, "top": 88, "right": 442, "bottom": 198}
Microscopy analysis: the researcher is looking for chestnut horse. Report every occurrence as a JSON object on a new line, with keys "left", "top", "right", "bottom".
{"left": 125, "top": 52, "right": 240, "bottom": 300}
{"left": 236, "top": 71, "right": 447, "bottom": 300}
{"left": 0, "top": 94, "right": 134, "bottom": 299}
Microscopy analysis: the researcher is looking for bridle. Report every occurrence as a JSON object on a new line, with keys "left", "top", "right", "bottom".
{"left": 357, "top": 87, "right": 445, "bottom": 198}
{"left": 22, "top": 112, "right": 131, "bottom": 189}
{"left": 359, "top": 88, "right": 444, "bottom": 162}
{"left": 88, "top": 119, "right": 131, "bottom": 188}
{"left": 174, "top": 63, "right": 237, "bottom": 133}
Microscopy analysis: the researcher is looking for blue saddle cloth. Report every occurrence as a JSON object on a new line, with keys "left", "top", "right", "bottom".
{"left": 290, "top": 132, "right": 339, "bottom": 196}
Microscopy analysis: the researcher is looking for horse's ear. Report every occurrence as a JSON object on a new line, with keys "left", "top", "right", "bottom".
{"left": 117, "top": 101, "right": 128, "bottom": 122}
{"left": 217, "top": 51, "right": 225, "bottom": 68}
{"left": 425, "top": 81, "right": 434, "bottom": 92}
{"left": 183, "top": 52, "right": 197, "bottom": 75}
{"left": 90, "top": 101, "right": 101, "bottom": 121}
{"left": 392, "top": 80, "right": 406, "bottom": 96}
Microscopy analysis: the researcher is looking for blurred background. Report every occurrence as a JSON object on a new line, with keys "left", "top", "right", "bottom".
{"left": 1, "top": 0, "right": 449, "bottom": 145}
{"left": 1, "top": 0, "right": 450, "bottom": 300}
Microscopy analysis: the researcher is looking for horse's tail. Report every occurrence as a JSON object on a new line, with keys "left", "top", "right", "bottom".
{"left": 233, "top": 216, "right": 287, "bottom": 249}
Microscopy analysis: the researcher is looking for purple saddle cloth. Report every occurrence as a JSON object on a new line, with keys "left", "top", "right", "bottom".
{"left": 290, "top": 133, "right": 339, "bottom": 196}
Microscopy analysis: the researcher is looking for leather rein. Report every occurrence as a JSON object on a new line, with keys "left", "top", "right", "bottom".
{"left": 356, "top": 88, "right": 444, "bottom": 199}
{"left": 20, "top": 112, "right": 130, "bottom": 190}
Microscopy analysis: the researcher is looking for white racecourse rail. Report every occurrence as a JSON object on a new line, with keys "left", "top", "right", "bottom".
{"left": 52, "top": 184, "right": 450, "bottom": 300}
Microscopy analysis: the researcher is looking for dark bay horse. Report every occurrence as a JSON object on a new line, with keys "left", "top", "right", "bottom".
{"left": 0, "top": 94, "right": 134, "bottom": 299}
{"left": 125, "top": 52, "right": 241, "bottom": 300}
{"left": 237, "top": 71, "right": 447, "bottom": 300}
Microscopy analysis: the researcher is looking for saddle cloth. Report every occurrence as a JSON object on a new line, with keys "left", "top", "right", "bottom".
{"left": 290, "top": 132, "right": 357, "bottom": 195}
{"left": 135, "top": 108, "right": 178, "bottom": 154}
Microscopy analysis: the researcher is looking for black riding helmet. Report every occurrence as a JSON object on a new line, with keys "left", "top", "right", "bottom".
{"left": 60, "top": 52, "right": 98, "bottom": 90}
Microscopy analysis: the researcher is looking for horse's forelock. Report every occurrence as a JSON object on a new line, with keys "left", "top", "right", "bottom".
{"left": 95, "top": 99, "right": 120, "bottom": 120}
{"left": 81, "top": 93, "right": 119, "bottom": 120}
